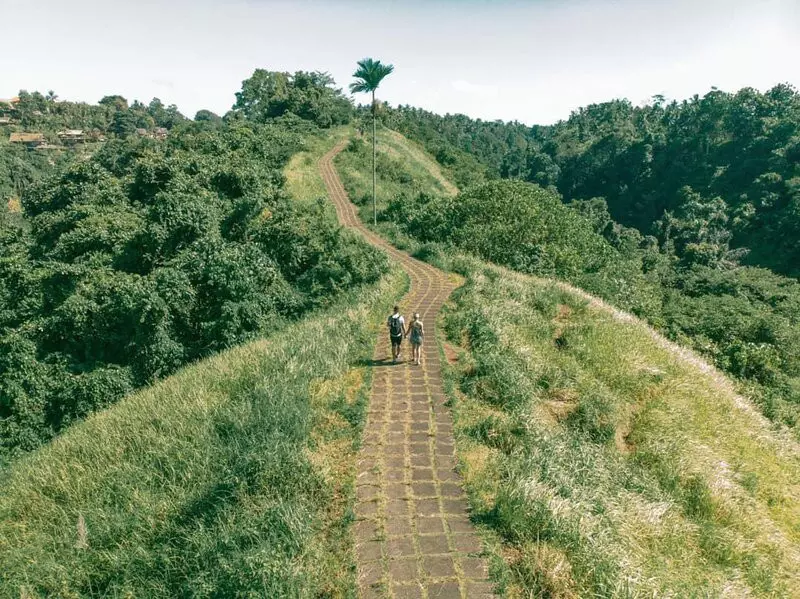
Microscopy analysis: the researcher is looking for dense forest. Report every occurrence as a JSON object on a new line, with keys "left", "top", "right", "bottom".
{"left": 355, "top": 87, "right": 800, "bottom": 436}
{"left": 385, "top": 85, "right": 800, "bottom": 277}
{"left": 0, "top": 72, "right": 385, "bottom": 463}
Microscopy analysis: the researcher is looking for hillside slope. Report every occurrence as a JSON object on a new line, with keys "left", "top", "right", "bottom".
{"left": 333, "top": 126, "right": 457, "bottom": 219}
{"left": 330, "top": 128, "right": 800, "bottom": 596}
{"left": 0, "top": 269, "right": 404, "bottom": 597}
{"left": 436, "top": 254, "right": 800, "bottom": 597}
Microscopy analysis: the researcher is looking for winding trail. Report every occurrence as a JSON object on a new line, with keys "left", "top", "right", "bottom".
{"left": 320, "top": 143, "right": 494, "bottom": 599}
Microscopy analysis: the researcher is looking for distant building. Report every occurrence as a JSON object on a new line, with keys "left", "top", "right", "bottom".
{"left": 0, "top": 97, "right": 18, "bottom": 117}
{"left": 86, "top": 129, "right": 106, "bottom": 142}
{"left": 57, "top": 129, "right": 87, "bottom": 143}
{"left": 0, "top": 116, "right": 13, "bottom": 125}
{"left": 135, "top": 127, "right": 169, "bottom": 140}
{"left": 9, "top": 132, "right": 47, "bottom": 148}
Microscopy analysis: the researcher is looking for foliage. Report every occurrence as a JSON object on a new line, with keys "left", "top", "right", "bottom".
{"left": 0, "top": 90, "right": 190, "bottom": 210}
{"left": 440, "top": 258, "right": 800, "bottom": 597}
{"left": 386, "top": 85, "right": 800, "bottom": 277}
{"left": 232, "top": 70, "right": 352, "bottom": 128}
{"left": 369, "top": 104, "right": 800, "bottom": 435}
{"left": 387, "top": 180, "right": 614, "bottom": 278}
{"left": 334, "top": 131, "right": 455, "bottom": 219}
{"left": 349, "top": 58, "right": 395, "bottom": 99}
{"left": 0, "top": 112, "right": 386, "bottom": 463}
{"left": 0, "top": 269, "right": 405, "bottom": 598}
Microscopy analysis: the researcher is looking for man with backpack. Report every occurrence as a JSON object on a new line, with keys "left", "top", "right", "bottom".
{"left": 387, "top": 305, "right": 406, "bottom": 363}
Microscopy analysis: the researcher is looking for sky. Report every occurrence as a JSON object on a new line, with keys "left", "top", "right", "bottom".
{"left": 2, "top": 0, "right": 799, "bottom": 125}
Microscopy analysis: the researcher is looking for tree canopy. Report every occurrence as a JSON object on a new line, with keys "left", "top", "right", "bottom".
{"left": 232, "top": 69, "right": 353, "bottom": 127}
{"left": 0, "top": 86, "right": 384, "bottom": 463}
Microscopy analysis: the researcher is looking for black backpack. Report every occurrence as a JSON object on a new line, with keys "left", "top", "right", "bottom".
{"left": 390, "top": 315, "right": 403, "bottom": 337}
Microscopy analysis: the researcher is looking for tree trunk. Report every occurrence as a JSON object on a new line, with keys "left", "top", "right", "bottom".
{"left": 372, "top": 90, "right": 377, "bottom": 226}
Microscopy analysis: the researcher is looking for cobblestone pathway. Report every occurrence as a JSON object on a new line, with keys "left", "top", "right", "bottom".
{"left": 320, "top": 143, "right": 494, "bottom": 598}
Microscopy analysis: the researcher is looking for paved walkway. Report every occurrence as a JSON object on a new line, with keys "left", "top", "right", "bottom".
{"left": 319, "top": 143, "right": 494, "bottom": 599}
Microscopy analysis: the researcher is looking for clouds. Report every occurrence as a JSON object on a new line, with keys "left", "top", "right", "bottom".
{"left": 1, "top": 0, "right": 798, "bottom": 125}
{"left": 451, "top": 80, "right": 499, "bottom": 99}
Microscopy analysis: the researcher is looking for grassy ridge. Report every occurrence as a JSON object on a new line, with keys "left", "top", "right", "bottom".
{"left": 332, "top": 128, "right": 800, "bottom": 595}
{"left": 338, "top": 126, "right": 800, "bottom": 440}
{"left": 284, "top": 125, "right": 353, "bottom": 208}
{"left": 333, "top": 127, "right": 456, "bottom": 223}
{"left": 0, "top": 253, "right": 404, "bottom": 597}
{"left": 437, "top": 254, "right": 800, "bottom": 597}
{"left": 0, "top": 122, "right": 407, "bottom": 598}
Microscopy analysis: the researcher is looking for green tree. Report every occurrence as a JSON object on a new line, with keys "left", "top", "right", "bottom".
{"left": 659, "top": 186, "right": 746, "bottom": 268}
{"left": 195, "top": 109, "right": 222, "bottom": 123}
{"left": 349, "top": 58, "right": 394, "bottom": 225}
{"left": 111, "top": 109, "right": 137, "bottom": 138}
{"left": 232, "top": 70, "right": 351, "bottom": 127}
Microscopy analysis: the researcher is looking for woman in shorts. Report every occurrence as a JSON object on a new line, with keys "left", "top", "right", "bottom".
{"left": 408, "top": 312, "right": 424, "bottom": 365}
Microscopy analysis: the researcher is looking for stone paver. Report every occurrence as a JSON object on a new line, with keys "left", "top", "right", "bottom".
{"left": 320, "top": 143, "right": 495, "bottom": 598}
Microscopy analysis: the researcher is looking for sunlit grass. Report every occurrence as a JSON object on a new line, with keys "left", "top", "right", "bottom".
{"left": 333, "top": 127, "right": 456, "bottom": 225}
{"left": 284, "top": 125, "right": 353, "bottom": 209}
{"left": 437, "top": 255, "right": 800, "bottom": 597}
{"left": 328, "top": 125, "right": 800, "bottom": 595}
{"left": 0, "top": 268, "right": 406, "bottom": 597}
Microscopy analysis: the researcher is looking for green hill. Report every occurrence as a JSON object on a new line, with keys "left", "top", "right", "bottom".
{"left": 0, "top": 252, "right": 404, "bottom": 598}
{"left": 439, "top": 254, "right": 800, "bottom": 597}
{"left": 3, "top": 71, "right": 800, "bottom": 599}
{"left": 342, "top": 125, "right": 800, "bottom": 441}
{"left": 333, "top": 126, "right": 800, "bottom": 595}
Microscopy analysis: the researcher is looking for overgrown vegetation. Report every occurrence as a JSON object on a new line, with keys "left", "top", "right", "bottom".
{"left": 0, "top": 268, "right": 404, "bottom": 597}
{"left": 336, "top": 124, "right": 800, "bottom": 438}
{"left": 0, "top": 70, "right": 388, "bottom": 463}
{"left": 334, "top": 127, "right": 456, "bottom": 221}
{"left": 436, "top": 254, "right": 800, "bottom": 597}
{"left": 385, "top": 86, "right": 800, "bottom": 277}
{"left": 1, "top": 92, "right": 190, "bottom": 204}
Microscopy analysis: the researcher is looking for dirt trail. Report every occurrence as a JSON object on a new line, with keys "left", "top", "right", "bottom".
{"left": 320, "top": 143, "right": 494, "bottom": 598}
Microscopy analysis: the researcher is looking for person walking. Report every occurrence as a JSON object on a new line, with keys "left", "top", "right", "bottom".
{"left": 387, "top": 305, "right": 406, "bottom": 363}
{"left": 408, "top": 312, "right": 424, "bottom": 365}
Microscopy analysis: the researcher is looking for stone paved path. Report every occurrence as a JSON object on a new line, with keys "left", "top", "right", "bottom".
{"left": 320, "top": 143, "right": 494, "bottom": 599}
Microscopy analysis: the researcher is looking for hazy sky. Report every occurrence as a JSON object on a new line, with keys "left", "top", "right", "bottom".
{"left": 2, "top": 0, "right": 799, "bottom": 125}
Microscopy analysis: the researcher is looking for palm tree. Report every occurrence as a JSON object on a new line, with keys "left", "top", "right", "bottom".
{"left": 350, "top": 58, "right": 394, "bottom": 225}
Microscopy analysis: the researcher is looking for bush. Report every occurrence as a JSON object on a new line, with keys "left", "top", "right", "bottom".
{"left": 0, "top": 120, "right": 387, "bottom": 461}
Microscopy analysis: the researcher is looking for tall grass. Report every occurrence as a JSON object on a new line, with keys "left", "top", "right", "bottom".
{"left": 333, "top": 127, "right": 456, "bottom": 224}
{"left": 437, "top": 255, "right": 800, "bottom": 597}
{"left": 331, "top": 127, "right": 800, "bottom": 595}
{"left": 0, "top": 269, "right": 405, "bottom": 598}
{"left": 284, "top": 125, "right": 353, "bottom": 209}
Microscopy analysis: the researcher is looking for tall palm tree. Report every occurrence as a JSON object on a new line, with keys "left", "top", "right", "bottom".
{"left": 350, "top": 58, "right": 394, "bottom": 225}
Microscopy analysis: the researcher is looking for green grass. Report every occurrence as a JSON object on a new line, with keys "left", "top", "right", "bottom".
{"left": 284, "top": 125, "right": 353, "bottom": 209}
{"left": 332, "top": 127, "right": 800, "bottom": 594}
{"left": 0, "top": 125, "right": 408, "bottom": 598}
{"left": 0, "top": 260, "right": 405, "bottom": 598}
{"left": 433, "top": 253, "right": 800, "bottom": 598}
{"left": 333, "top": 126, "right": 456, "bottom": 224}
